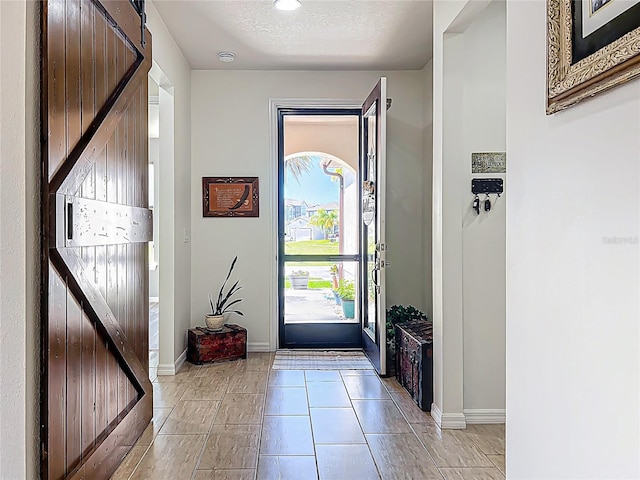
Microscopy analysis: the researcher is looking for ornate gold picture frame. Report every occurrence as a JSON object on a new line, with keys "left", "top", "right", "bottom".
{"left": 547, "top": 0, "right": 640, "bottom": 114}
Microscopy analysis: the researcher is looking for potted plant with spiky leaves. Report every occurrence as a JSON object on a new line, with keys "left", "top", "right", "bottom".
{"left": 206, "top": 256, "right": 244, "bottom": 330}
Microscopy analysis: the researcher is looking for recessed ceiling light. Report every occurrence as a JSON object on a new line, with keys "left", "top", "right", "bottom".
{"left": 274, "top": 0, "right": 301, "bottom": 11}
{"left": 218, "top": 52, "right": 235, "bottom": 63}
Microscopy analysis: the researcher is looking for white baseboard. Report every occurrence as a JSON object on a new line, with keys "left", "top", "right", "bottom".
{"left": 157, "top": 364, "right": 175, "bottom": 375}
{"left": 248, "top": 342, "right": 271, "bottom": 352}
{"left": 149, "top": 296, "right": 159, "bottom": 303}
{"left": 464, "top": 409, "right": 506, "bottom": 424}
{"left": 431, "top": 403, "right": 467, "bottom": 429}
{"left": 174, "top": 349, "right": 187, "bottom": 372}
{"left": 157, "top": 349, "right": 187, "bottom": 375}
{"left": 430, "top": 403, "right": 442, "bottom": 426}
{"left": 441, "top": 412, "right": 467, "bottom": 429}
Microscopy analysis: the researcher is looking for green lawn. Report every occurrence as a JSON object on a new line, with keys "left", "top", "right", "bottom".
{"left": 284, "top": 278, "right": 332, "bottom": 289}
{"left": 284, "top": 240, "right": 339, "bottom": 256}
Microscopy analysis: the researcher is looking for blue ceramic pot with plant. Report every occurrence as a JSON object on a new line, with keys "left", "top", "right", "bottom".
{"left": 337, "top": 280, "right": 355, "bottom": 319}
{"left": 341, "top": 299, "right": 355, "bottom": 318}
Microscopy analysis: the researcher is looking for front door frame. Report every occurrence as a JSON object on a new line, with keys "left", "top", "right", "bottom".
{"left": 148, "top": 61, "right": 178, "bottom": 374}
{"left": 360, "top": 78, "right": 388, "bottom": 376}
{"left": 277, "top": 107, "right": 362, "bottom": 349}
{"left": 268, "top": 99, "right": 361, "bottom": 350}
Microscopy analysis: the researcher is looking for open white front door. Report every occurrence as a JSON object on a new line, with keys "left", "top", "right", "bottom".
{"left": 361, "top": 77, "right": 388, "bottom": 375}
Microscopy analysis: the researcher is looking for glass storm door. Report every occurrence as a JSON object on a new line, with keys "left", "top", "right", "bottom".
{"left": 278, "top": 109, "right": 363, "bottom": 349}
{"left": 361, "top": 78, "right": 388, "bottom": 375}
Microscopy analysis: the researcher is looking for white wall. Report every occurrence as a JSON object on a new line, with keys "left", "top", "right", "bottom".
{"left": 460, "top": 1, "right": 506, "bottom": 415}
{"left": 147, "top": 1, "right": 192, "bottom": 368}
{"left": 190, "top": 71, "right": 426, "bottom": 350}
{"left": 433, "top": 0, "right": 502, "bottom": 428}
{"left": 0, "top": 0, "right": 39, "bottom": 477}
{"left": 422, "top": 61, "right": 434, "bottom": 320}
{"left": 433, "top": 0, "right": 469, "bottom": 427}
{"left": 506, "top": 1, "right": 639, "bottom": 477}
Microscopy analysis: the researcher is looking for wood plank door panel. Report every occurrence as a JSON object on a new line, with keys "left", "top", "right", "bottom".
{"left": 41, "top": 1, "right": 152, "bottom": 479}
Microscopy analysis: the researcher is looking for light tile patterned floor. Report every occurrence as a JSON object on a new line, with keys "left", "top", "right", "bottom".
{"left": 111, "top": 352, "right": 505, "bottom": 480}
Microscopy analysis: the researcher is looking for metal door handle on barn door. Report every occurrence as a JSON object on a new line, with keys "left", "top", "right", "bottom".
{"left": 63, "top": 195, "right": 153, "bottom": 248}
{"left": 66, "top": 200, "right": 73, "bottom": 240}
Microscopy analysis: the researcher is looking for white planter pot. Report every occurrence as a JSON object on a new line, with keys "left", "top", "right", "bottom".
{"left": 205, "top": 314, "right": 225, "bottom": 330}
{"left": 289, "top": 276, "right": 309, "bottom": 290}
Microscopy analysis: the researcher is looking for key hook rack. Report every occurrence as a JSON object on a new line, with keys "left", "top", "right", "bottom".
{"left": 471, "top": 178, "right": 504, "bottom": 215}
{"left": 471, "top": 178, "right": 504, "bottom": 195}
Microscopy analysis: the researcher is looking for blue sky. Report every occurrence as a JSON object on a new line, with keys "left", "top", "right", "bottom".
{"left": 284, "top": 160, "right": 339, "bottom": 205}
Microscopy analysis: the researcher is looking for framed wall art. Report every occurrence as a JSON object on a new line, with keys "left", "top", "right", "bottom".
{"left": 547, "top": 0, "right": 640, "bottom": 113}
{"left": 471, "top": 152, "right": 506, "bottom": 174}
{"left": 202, "top": 177, "right": 259, "bottom": 217}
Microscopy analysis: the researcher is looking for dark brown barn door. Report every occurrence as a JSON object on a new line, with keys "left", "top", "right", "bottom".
{"left": 41, "top": 1, "right": 152, "bottom": 478}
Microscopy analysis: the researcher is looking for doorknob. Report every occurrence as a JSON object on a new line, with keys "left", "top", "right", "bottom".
{"left": 371, "top": 262, "right": 380, "bottom": 287}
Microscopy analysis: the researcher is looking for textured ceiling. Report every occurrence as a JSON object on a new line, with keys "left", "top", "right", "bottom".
{"left": 152, "top": 0, "right": 433, "bottom": 70}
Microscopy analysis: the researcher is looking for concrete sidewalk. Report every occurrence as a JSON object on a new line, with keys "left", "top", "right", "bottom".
{"left": 284, "top": 288, "right": 356, "bottom": 324}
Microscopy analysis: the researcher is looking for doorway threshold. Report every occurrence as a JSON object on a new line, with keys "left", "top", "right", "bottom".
{"left": 272, "top": 350, "right": 373, "bottom": 370}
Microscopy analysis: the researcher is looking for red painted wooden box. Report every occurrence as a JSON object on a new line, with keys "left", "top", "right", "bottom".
{"left": 188, "top": 324, "right": 247, "bottom": 365}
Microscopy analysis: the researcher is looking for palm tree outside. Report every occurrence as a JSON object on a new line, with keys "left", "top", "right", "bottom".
{"left": 309, "top": 209, "right": 339, "bottom": 239}
{"left": 284, "top": 155, "right": 314, "bottom": 184}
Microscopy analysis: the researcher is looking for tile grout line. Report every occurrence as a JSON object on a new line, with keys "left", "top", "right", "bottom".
{"left": 382, "top": 381, "right": 504, "bottom": 474}
{"left": 339, "top": 370, "right": 384, "bottom": 480}
{"left": 378, "top": 374, "right": 446, "bottom": 480}
{"left": 252, "top": 357, "right": 271, "bottom": 480}
{"left": 128, "top": 356, "right": 240, "bottom": 475}
{"left": 189, "top": 393, "right": 223, "bottom": 480}
{"left": 459, "top": 425, "right": 506, "bottom": 460}
{"left": 126, "top": 355, "right": 506, "bottom": 479}
{"left": 304, "top": 370, "right": 321, "bottom": 480}
{"left": 125, "top": 379, "right": 181, "bottom": 480}
{"left": 195, "top": 356, "right": 270, "bottom": 479}
{"left": 124, "top": 440, "right": 153, "bottom": 480}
